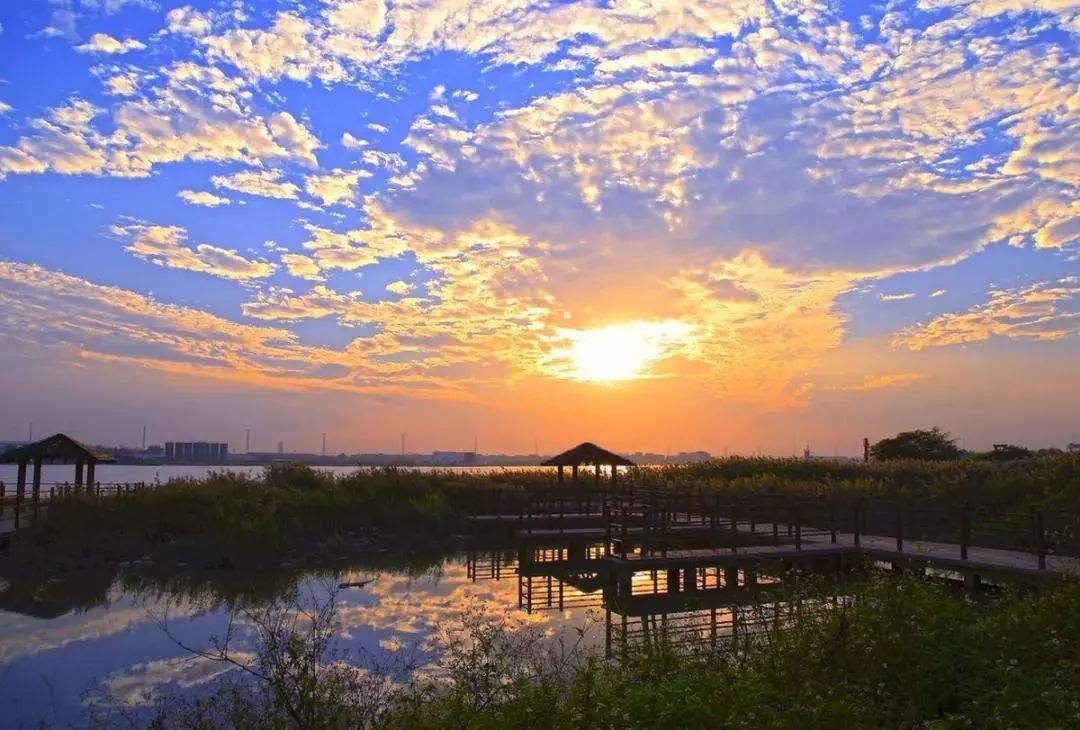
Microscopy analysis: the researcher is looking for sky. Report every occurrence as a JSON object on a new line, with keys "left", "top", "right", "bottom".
{"left": 0, "top": 0, "right": 1077, "bottom": 455}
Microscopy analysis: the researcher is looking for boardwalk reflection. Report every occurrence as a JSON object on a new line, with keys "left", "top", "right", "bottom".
{"left": 468, "top": 538, "right": 846, "bottom": 659}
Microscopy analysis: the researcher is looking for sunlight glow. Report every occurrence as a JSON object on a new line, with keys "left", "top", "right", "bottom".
{"left": 546, "top": 320, "right": 695, "bottom": 382}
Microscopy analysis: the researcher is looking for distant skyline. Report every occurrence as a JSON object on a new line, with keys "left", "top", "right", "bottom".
{"left": 0, "top": 1, "right": 1077, "bottom": 455}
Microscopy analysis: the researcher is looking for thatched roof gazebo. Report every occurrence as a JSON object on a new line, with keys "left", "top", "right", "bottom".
{"left": 1, "top": 433, "right": 115, "bottom": 507}
{"left": 542, "top": 442, "right": 635, "bottom": 484}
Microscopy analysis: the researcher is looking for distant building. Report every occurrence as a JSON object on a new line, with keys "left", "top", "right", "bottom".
{"left": 1069, "top": 442, "right": 1080, "bottom": 454}
{"left": 431, "top": 451, "right": 477, "bottom": 465}
{"left": 277, "top": 441, "right": 285, "bottom": 454}
{"left": 165, "top": 441, "right": 229, "bottom": 462}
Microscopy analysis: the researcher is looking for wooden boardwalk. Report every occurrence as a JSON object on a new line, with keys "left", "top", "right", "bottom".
{"left": 604, "top": 517, "right": 1080, "bottom": 582}
{"left": 478, "top": 503, "right": 1080, "bottom": 583}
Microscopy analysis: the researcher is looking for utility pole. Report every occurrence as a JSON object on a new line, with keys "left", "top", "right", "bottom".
{"left": 322, "top": 432, "right": 327, "bottom": 456}
{"left": 400, "top": 433, "right": 405, "bottom": 457}
{"left": 28, "top": 422, "right": 33, "bottom": 442}
{"left": 142, "top": 425, "right": 147, "bottom": 450}
{"left": 245, "top": 429, "right": 251, "bottom": 453}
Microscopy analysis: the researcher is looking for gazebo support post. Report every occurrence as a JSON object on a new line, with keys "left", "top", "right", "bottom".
{"left": 75, "top": 458, "right": 85, "bottom": 493}
{"left": 86, "top": 461, "right": 96, "bottom": 494}
{"left": 557, "top": 465, "right": 564, "bottom": 484}
{"left": 32, "top": 458, "right": 42, "bottom": 504}
{"left": 571, "top": 464, "right": 579, "bottom": 483}
{"left": 595, "top": 463, "right": 601, "bottom": 485}
{"left": 611, "top": 462, "right": 618, "bottom": 485}
{"left": 15, "top": 460, "right": 27, "bottom": 529}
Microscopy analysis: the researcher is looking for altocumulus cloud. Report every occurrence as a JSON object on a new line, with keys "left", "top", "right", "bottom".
{"left": 0, "top": 0, "right": 1074, "bottom": 413}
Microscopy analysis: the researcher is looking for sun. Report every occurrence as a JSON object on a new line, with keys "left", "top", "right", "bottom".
{"left": 547, "top": 320, "right": 694, "bottom": 382}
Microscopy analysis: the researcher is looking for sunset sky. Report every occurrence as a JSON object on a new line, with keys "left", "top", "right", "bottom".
{"left": 0, "top": 0, "right": 1076, "bottom": 455}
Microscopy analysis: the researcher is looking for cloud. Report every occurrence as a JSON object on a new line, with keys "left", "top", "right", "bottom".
{"left": 930, "top": 289, "right": 947, "bottom": 298}
{"left": 281, "top": 253, "right": 325, "bottom": 281}
{"left": 165, "top": 6, "right": 213, "bottom": 36}
{"left": 113, "top": 223, "right": 276, "bottom": 281}
{"left": 304, "top": 168, "right": 370, "bottom": 207}
{"left": 894, "top": 278, "right": 1080, "bottom": 351}
{"left": 385, "top": 280, "right": 412, "bottom": 295}
{"left": 341, "top": 132, "right": 367, "bottom": 149}
{"left": 837, "top": 372, "right": 926, "bottom": 392}
{"left": 211, "top": 169, "right": 300, "bottom": 199}
{"left": 75, "top": 33, "right": 147, "bottom": 55}
{"left": 879, "top": 292, "right": 916, "bottom": 302}
{"left": 0, "top": 261, "right": 464, "bottom": 397}
{"left": 177, "top": 189, "right": 231, "bottom": 207}
{"left": 0, "top": 62, "right": 321, "bottom": 181}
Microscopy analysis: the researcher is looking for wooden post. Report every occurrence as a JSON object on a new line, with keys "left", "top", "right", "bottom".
{"left": 595, "top": 463, "right": 601, "bottom": 485}
{"left": 86, "top": 461, "right": 96, "bottom": 493}
{"left": 853, "top": 501, "right": 861, "bottom": 548}
{"left": 794, "top": 502, "right": 802, "bottom": 551}
{"left": 557, "top": 465, "right": 564, "bottom": 484}
{"left": 896, "top": 504, "right": 903, "bottom": 553}
{"left": 611, "top": 463, "right": 617, "bottom": 485}
{"left": 15, "top": 462, "right": 27, "bottom": 530}
{"left": 74, "top": 459, "right": 84, "bottom": 493}
{"left": 1035, "top": 510, "right": 1046, "bottom": 570}
{"left": 31, "top": 459, "right": 42, "bottom": 504}
{"left": 605, "top": 608, "right": 612, "bottom": 659}
{"left": 683, "top": 567, "right": 697, "bottom": 591}
{"left": 960, "top": 503, "right": 970, "bottom": 561}
{"left": 730, "top": 504, "right": 738, "bottom": 554}
{"left": 571, "top": 464, "right": 579, "bottom": 484}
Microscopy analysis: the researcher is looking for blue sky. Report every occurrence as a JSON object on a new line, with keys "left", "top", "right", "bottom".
{"left": 0, "top": 0, "right": 1077, "bottom": 453}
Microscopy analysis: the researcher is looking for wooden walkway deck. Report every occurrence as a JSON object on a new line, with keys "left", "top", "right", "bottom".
{"left": 607, "top": 518, "right": 1080, "bottom": 581}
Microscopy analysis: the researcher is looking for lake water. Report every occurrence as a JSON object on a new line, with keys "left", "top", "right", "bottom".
{"left": 0, "top": 538, "right": 802, "bottom": 727}
{"left": 0, "top": 551, "right": 603, "bottom": 727}
{"left": 0, "top": 463, "right": 560, "bottom": 488}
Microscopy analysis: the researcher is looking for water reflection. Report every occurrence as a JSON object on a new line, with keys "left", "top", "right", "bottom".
{"left": 0, "top": 549, "right": 598, "bottom": 727}
{"left": 0, "top": 529, "right": 842, "bottom": 727}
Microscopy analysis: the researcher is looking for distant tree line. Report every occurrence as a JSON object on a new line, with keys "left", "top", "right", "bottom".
{"left": 870, "top": 427, "right": 1053, "bottom": 462}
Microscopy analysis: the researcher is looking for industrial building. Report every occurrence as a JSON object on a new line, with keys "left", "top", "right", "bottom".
{"left": 164, "top": 441, "right": 229, "bottom": 462}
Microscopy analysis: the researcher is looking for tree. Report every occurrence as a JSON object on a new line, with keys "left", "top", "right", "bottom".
{"left": 870, "top": 427, "right": 962, "bottom": 461}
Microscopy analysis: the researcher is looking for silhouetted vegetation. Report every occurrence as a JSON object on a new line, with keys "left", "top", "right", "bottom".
{"left": 870, "top": 427, "right": 963, "bottom": 461}
{"left": 5, "top": 455, "right": 1080, "bottom": 579}
{"left": 138, "top": 578, "right": 1080, "bottom": 729}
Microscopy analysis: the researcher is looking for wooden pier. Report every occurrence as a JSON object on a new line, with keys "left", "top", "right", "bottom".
{"left": 469, "top": 486, "right": 1079, "bottom": 582}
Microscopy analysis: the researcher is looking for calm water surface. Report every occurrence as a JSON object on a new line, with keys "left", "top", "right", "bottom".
{"left": 0, "top": 553, "right": 599, "bottom": 728}
{"left": 0, "top": 464, "right": 559, "bottom": 487}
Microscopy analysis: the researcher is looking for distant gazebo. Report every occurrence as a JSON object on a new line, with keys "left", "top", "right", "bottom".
{"left": 0, "top": 433, "right": 115, "bottom": 506}
{"left": 542, "top": 442, "right": 635, "bottom": 484}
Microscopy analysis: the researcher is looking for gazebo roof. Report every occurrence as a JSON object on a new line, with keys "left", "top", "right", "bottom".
{"left": 0, "top": 433, "right": 115, "bottom": 464}
{"left": 541, "top": 442, "right": 635, "bottom": 467}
